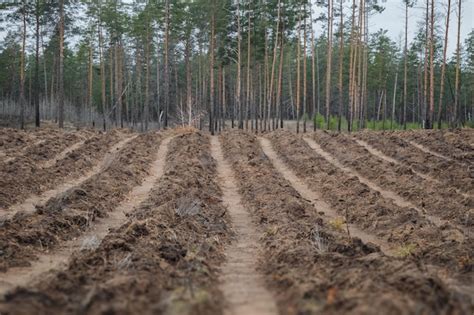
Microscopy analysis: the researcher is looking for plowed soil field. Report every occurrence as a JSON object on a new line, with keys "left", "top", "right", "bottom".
{"left": 0, "top": 127, "right": 472, "bottom": 315}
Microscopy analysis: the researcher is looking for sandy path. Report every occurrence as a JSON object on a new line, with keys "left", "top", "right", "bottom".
{"left": 0, "top": 135, "right": 137, "bottom": 221}
{"left": 0, "top": 135, "right": 172, "bottom": 297}
{"left": 259, "top": 137, "right": 395, "bottom": 256}
{"left": 303, "top": 137, "right": 452, "bottom": 229}
{"left": 210, "top": 136, "right": 278, "bottom": 315}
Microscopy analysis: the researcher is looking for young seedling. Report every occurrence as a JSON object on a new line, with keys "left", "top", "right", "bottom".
{"left": 395, "top": 244, "right": 417, "bottom": 258}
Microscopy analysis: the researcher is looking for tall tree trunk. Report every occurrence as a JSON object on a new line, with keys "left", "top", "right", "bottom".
{"left": 303, "top": 2, "right": 308, "bottom": 133}
{"left": 35, "top": 0, "right": 40, "bottom": 127}
{"left": 325, "top": 0, "right": 333, "bottom": 129}
{"left": 310, "top": 3, "right": 317, "bottom": 131}
{"left": 277, "top": 24, "right": 285, "bottom": 128}
{"left": 246, "top": 5, "right": 251, "bottom": 131}
{"left": 427, "top": 0, "right": 435, "bottom": 129}
{"left": 40, "top": 26, "right": 48, "bottom": 113}
{"left": 98, "top": 19, "right": 106, "bottom": 130}
{"left": 422, "top": 0, "right": 429, "bottom": 128}
{"left": 360, "top": 0, "right": 368, "bottom": 128}
{"left": 58, "top": 0, "right": 65, "bottom": 128}
{"left": 88, "top": 38, "right": 93, "bottom": 126}
{"left": 222, "top": 66, "right": 226, "bottom": 129}
{"left": 209, "top": 3, "right": 216, "bottom": 135}
{"left": 453, "top": 0, "right": 461, "bottom": 127}
{"left": 337, "top": 0, "right": 344, "bottom": 132}
{"left": 145, "top": 24, "right": 151, "bottom": 130}
{"left": 391, "top": 68, "right": 399, "bottom": 130}
{"left": 278, "top": 24, "right": 285, "bottom": 129}
{"left": 20, "top": 1, "right": 27, "bottom": 129}
{"left": 114, "top": 44, "right": 122, "bottom": 127}
{"left": 156, "top": 44, "right": 160, "bottom": 127}
{"left": 437, "top": 0, "right": 451, "bottom": 129}
{"left": 263, "top": 29, "right": 268, "bottom": 130}
{"left": 296, "top": 6, "right": 301, "bottom": 133}
{"left": 164, "top": 0, "right": 170, "bottom": 127}
{"left": 403, "top": 0, "right": 409, "bottom": 129}
{"left": 185, "top": 34, "right": 192, "bottom": 127}
{"left": 348, "top": 0, "right": 356, "bottom": 131}
{"left": 268, "top": 0, "right": 281, "bottom": 132}
{"left": 236, "top": 0, "right": 242, "bottom": 129}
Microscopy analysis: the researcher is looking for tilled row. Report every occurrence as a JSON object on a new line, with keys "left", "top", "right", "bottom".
{"left": 0, "top": 128, "right": 63, "bottom": 153}
{"left": 355, "top": 131, "right": 473, "bottom": 195}
{"left": 1, "top": 129, "right": 93, "bottom": 166}
{"left": 267, "top": 130, "right": 472, "bottom": 282}
{"left": 0, "top": 129, "right": 127, "bottom": 209}
{"left": 0, "top": 131, "right": 232, "bottom": 315}
{"left": 220, "top": 130, "right": 472, "bottom": 315}
{"left": 311, "top": 132, "right": 473, "bottom": 228}
{"left": 0, "top": 132, "right": 162, "bottom": 272}
{"left": 393, "top": 129, "right": 474, "bottom": 165}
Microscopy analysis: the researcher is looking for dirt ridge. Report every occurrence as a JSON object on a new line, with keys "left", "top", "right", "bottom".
{"left": 408, "top": 140, "right": 453, "bottom": 161}
{"left": 0, "top": 135, "right": 172, "bottom": 297}
{"left": 0, "top": 134, "right": 137, "bottom": 221}
{"left": 303, "top": 137, "right": 458, "bottom": 229}
{"left": 355, "top": 138, "right": 472, "bottom": 198}
{"left": 259, "top": 137, "right": 395, "bottom": 256}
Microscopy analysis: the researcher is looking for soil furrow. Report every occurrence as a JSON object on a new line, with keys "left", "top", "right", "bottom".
{"left": 220, "top": 130, "right": 473, "bottom": 315}
{"left": 268, "top": 130, "right": 472, "bottom": 285}
{"left": 40, "top": 138, "right": 89, "bottom": 168}
{"left": 309, "top": 132, "right": 473, "bottom": 228}
{"left": 355, "top": 138, "right": 470, "bottom": 196}
{"left": 303, "top": 137, "right": 437, "bottom": 221}
{"left": 0, "top": 135, "right": 171, "bottom": 297}
{"left": 0, "top": 133, "right": 152, "bottom": 272}
{"left": 394, "top": 130, "right": 474, "bottom": 165}
{"left": 0, "top": 131, "right": 232, "bottom": 315}
{"left": 407, "top": 140, "right": 453, "bottom": 161}
{"left": 2, "top": 140, "right": 46, "bottom": 163}
{"left": 211, "top": 136, "right": 278, "bottom": 315}
{"left": 259, "top": 137, "right": 394, "bottom": 256}
{"left": 0, "top": 132, "right": 133, "bottom": 217}
{"left": 354, "top": 133, "right": 473, "bottom": 196}
{"left": 1, "top": 130, "right": 122, "bottom": 208}
{"left": 1, "top": 129, "right": 90, "bottom": 164}
{"left": 0, "top": 128, "right": 62, "bottom": 153}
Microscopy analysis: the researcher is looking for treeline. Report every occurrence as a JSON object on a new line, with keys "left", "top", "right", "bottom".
{"left": 0, "top": 0, "right": 472, "bottom": 132}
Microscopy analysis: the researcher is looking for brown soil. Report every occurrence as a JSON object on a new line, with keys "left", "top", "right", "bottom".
{"left": 267, "top": 130, "right": 472, "bottom": 282}
{"left": 394, "top": 129, "right": 474, "bottom": 165}
{"left": 355, "top": 131, "right": 473, "bottom": 195}
{"left": 0, "top": 134, "right": 136, "bottom": 222}
{"left": 211, "top": 136, "right": 278, "bottom": 315}
{"left": 0, "top": 133, "right": 172, "bottom": 297}
{"left": 1, "top": 129, "right": 93, "bottom": 166}
{"left": 0, "top": 127, "right": 62, "bottom": 153}
{"left": 0, "top": 129, "right": 128, "bottom": 209}
{"left": 0, "top": 132, "right": 161, "bottom": 272}
{"left": 310, "top": 131, "right": 473, "bottom": 228}
{"left": 220, "top": 129, "right": 473, "bottom": 314}
{"left": 0, "top": 127, "right": 472, "bottom": 314}
{"left": 260, "top": 136, "right": 394, "bottom": 255}
{"left": 0, "top": 131, "right": 232, "bottom": 315}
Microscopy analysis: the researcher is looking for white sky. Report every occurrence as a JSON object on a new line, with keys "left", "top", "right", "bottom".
{"left": 366, "top": 0, "right": 473, "bottom": 55}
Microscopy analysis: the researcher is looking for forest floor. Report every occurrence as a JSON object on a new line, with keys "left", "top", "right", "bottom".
{"left": 0, "top": 126, "right": 472, "bottom": 315}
